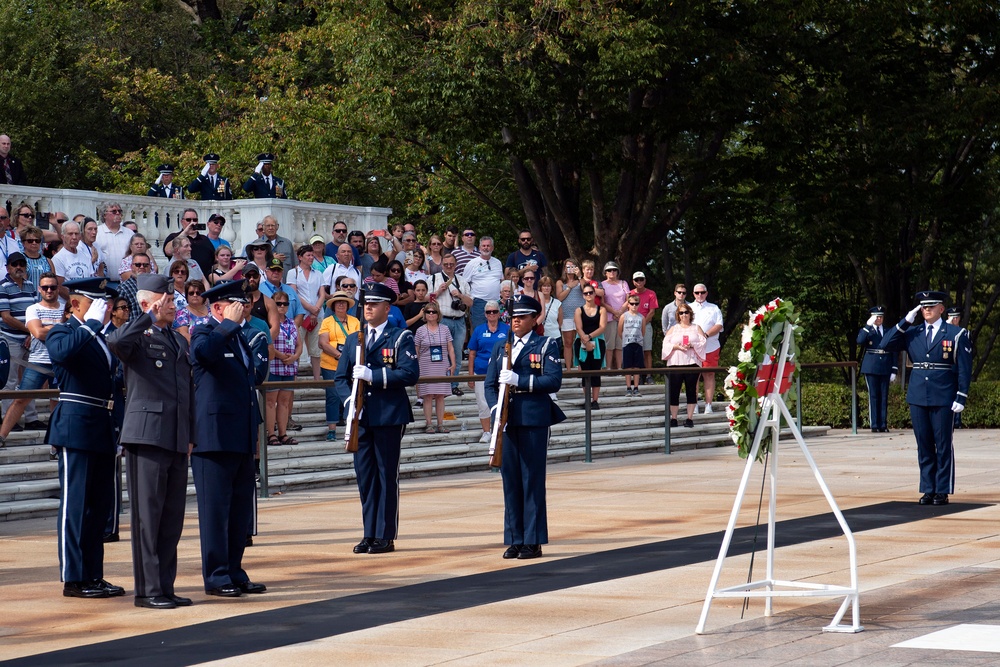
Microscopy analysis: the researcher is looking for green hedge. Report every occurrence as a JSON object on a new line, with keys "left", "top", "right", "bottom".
{"left": 798, "top": 381, "right": 1000, "bottom": 429}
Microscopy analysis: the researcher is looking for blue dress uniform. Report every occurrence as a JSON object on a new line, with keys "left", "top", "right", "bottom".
{"left": 186, "top": 153, "right": 233, "bottom": 200}
{"left": 880, "top": 291, "right": 972, "bottom": 504}
{"left": 189, "top": 280, "right": 268, "bottom": 596}
{"left": 45, "top": 278, "right": 125, "bottom": 597}
{"left": 484, "top": 295, "right": 566, "bottom": 558}
{"left": 334, "top": 284, "right": 419, "bottom": 553}
{"left": 242, "top": 153, "right": 288, "bottom": 199}
{"left": 856, "top": 306, "right": 897, "bottom": 432}
{"left": 146, "top": 164, "right": 185, "bottom": 199}
{"left": 102, "top": 320, "right": 127, "bottom": 542}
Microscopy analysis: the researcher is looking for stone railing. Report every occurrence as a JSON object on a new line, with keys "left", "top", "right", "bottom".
{"left": 1, "top": 185, "right": 392, "bottom": 267}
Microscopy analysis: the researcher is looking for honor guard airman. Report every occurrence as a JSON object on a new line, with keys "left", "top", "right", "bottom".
{"left": 856, "top": 305, "right": 897, "bottom": 432}
{"left": 189, "top": 279, "right": 268, "bottom": 597}
{"left": 147, "top": 164, "right": 185, "bottom": 199}
{"left": 880, "top": 291, "right": 972, "bottom": 506}
{"left": 187, "top": 153, "right": 233, "bottom": 200}
{"left": 484, "top": 294, "right": 566, "bottom": 560}
{"left": 334, "top": 283, "right": 419, "bottom": 555}
{"left": 242, "top": 153, "right": 288, "bottom": 199}
{"left": 46, "top": 277, "right": 126, "bottom": 599}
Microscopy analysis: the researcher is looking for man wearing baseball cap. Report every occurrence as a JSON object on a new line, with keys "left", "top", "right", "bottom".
{"left": 629, "top": 271, "right": 659, "bottom": 385}
{"left": 880, "top": 290, "right": 972, "bottom": 506}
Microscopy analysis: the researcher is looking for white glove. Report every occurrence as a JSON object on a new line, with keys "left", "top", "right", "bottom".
{"left": 866, "top": 314, "right": 878, "bottom": 326}
{"left": 889, "top": 373, "right": 896, "bottom": 382}
{"left": 951, "top": 401, "right": 965, "bottom": 413}
{"left": 353, "top": 364, "right": 373, "bottom": 383}
{"left": 254, "top": 161, "right": 264, "bottom": 174}
{"left": 201, "top": 162, "right": 211, "bottom": 176}
{"left": 905, "top": 305, "right": 921, "bottom": 323}
{"left": 499, "top": 369, "right": 519, "bottom": 386}
{"left": 84, "top": 298, "right": 107, "bottom": 323}
{"left": 154, "top": 174, "right": 163, "bottom": 185}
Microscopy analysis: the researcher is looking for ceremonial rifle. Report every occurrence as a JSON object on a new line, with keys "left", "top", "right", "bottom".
{"left": 345, "top": 290, "right": 366, "bottom": 453}
{"left": 488, "top": 338, "right": 513, "bottom": 468}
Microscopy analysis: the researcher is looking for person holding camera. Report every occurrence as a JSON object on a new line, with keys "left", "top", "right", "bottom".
{"left": 163, "top": 209, "right": 216, "bottom": 278}
{"left": 556, "top": 258, "right": 586, "bottom": 369}
{"left": 430, "top": 254, "right": 473, "bottom": 396}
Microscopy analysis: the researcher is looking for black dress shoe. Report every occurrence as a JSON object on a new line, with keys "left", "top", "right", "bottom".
{"left": 103, "top": 533, "right": 120, "bottom": 543}
{"left": 169, "top": 594, "right": 193, "bottom": 606}
{"left": 918, "top": 493, "right": 934, "bottom": 505}
{"left": 92, "top": 579, "right": 125, "bottom": 596}
{"left": 206, "top": 584, "right": 242, "bottom": 597}
{"left": 237, "top": 581, "right": 267, "bottom": 594}
{"left": 245, "top": 536, "right": 253, "bottom": 547}
{"left": 336, "top": 419, "right": 346, "bottom": 427}
{"left": 353, "top": 537, "right": 373, "bottom": 554}
{"left": 518, "top": 544, "right": 542, "bottom": 559}
{"left": 503, "top": 545, "right": 522, "bottom": 559}
{"left": 368, "top": 538, "right": 395, "bottom": 554}
{"left": 932, "top": 494, "right": 949, "bottom": 506}
{"left": 135, "top": 595, "right": 177, "bottom": 609}
{"left": 63, "top": 581, "right": 109, "bottom": 598}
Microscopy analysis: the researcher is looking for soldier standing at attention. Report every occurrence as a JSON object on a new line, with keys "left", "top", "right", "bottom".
{"left": 880, "top": 291, "right": 972, "bottom": 506}
{"left": 187, "top": 153, "right": 233, "bottom": 200}
{"left": 856, "top": 305, "right": 897, "bottom": 432}
{"left": 484, "top": 294, "right": 565, "bottom": 560}
{"left": 334, "top": 283, "right": 419, "bottom": 555}
{"left": 147, "top": 165, "right": 185, "bottom": 199}
{"left": 46, "top": 277, "right": 125, "bottom": 599}
{"left": 242, "top": 153, "right": 288, "bottom": 199}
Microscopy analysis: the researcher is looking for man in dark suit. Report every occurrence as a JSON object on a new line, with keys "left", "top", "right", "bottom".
{"left": 880, "top": 290, "right": 972, "bottom": 506}
{"left": 334, "top": 283, "right": 419, "bottom": 555}
{"left": 485, "top": 294, "right": 566, "bottom": 560}
{"left": 146, "top": 164, "right": 185, "bottom": 199}
{"left": 189, "top": 279, "right": 268, "bottom": 597}
{"left": 0, "top": 134, "right": 27, "bottom": 185}
{"left": 187, "top": 153, "right": 233, "bottom": 200}
{"left": 856, "top": 305, "right": 897, "bottom": 432}
{"left": 46, "top": 277, "right": 126, "bottom": 598}
{"left": 242, "top": 153, "right": 288, "bottom": 199}
{"left": 107, "top": 274, "right": 194, "bottom": 609}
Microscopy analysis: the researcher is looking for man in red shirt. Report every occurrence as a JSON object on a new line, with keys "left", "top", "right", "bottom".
{"left": 630, "top": 272, "right": 659, "bottom": 384}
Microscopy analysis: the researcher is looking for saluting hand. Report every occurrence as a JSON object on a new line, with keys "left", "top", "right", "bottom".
{"left": 905, "top": 305, "right": 922, "bottom": 324}
{"left": 223, "top": 301, "right": 244, "bottom": 323}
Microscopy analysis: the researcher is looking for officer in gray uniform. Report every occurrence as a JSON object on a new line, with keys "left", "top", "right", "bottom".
{"left": 856, "top": 305, "right": 897, "bottom": 432}
{"left": 107, "top": 274, "right": 194, "bottom": 609}
{"left": 880, "top": 291, "right": 972, "bottom": 505}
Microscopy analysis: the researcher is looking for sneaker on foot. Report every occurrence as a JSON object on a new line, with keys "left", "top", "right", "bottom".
{"left": 479, "top": 431, "right": 491, "bottom": 444}
{"left": 326, "top": 430, "right": 337, "bottom": 442}
{"left": 704, "top": 403, "right": 713, "bottom": 414}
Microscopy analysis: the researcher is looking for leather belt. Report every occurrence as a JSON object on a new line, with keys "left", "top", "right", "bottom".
{"left": 59, "top": 393, "right": 114, "bottom": 411}
{"left": 442, "top": 315, "right": 464, "bottom": 320}
{"left": 911, "top": 362, "right": 952, "bottom": 370}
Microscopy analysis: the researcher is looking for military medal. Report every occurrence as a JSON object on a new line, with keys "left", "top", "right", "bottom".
{"left": 217, "top": 180, "right": 225, "bottom": 194}
{"left": 276, "top": 184, "right": 284, "bottom": 197}
{"left": 382, "top": 347, "right": 393, "bottom": 364}
{"left": 942, "top": 339, "right": 951, "bottom": 359}
{"left": 530, "top": 353, "right": 540, "bottom": 369}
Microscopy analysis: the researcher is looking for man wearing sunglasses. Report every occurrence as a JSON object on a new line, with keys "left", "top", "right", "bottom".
{"left": 95, "top": 201, "right": 135, "bottom": 285}
{"left": 117, "top": 253, "right": 153, "bottom": 321}
{"left": 504, "top": 229, "right": 548, "bottom": 273}
{"left": 0, "top": 252, "right": 44, "bottom": 433}
{"left": 450, "top": 228, "right": 480, "bottom": 275}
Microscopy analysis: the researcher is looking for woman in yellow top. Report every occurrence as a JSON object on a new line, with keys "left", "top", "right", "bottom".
{"left": 318, "top": 291, "right": 360, "bottom": 441}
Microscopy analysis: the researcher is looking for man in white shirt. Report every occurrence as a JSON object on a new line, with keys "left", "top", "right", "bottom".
{"left": 321, "top": 244, "right": 362, "bottom": 307}
{"left": 52, "top": 222, "right": 95, "bottom": 297}
{"left": 462, "top": 236, "right": 503, "bottom": 332}
{"left": 95, "top": 201, "right": 134, "bottom": 284}
{"left": 287, "top": 245, "right": 324, "bottom": 380}
{"left": 690, "top": 283, "right": 724, "bottom": 413}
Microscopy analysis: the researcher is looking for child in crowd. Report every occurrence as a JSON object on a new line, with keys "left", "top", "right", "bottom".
{"left": 618, "top": 296, "right": 645, "bottom": 396}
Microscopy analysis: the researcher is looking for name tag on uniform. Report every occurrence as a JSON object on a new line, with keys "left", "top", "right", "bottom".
{"left": 224, "top": 353, "right": 234, "bottom": 358}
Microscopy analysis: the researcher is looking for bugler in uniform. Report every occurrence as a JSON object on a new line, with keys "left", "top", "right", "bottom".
{"left": 242, "top": 152, "right": 288, "bottom": 199}
{"left": 334, "top": 283, "right": 419, "bottom": 555}
{"left": 880, "top": 291, "right": 972, "bottom": 506}
{"left": 484, "top": 293, "right": 566, "bottom": 560}
{"left": 856, "top": 305, "right": 897, "bottom": 432}
{"left": 187, "top": 153, "right": 233, "bottom": 200}
{"left": 46, "top": 277, "right": 126, "bottom": 599}
{"left": 147, "top": 164, "right": 185, "bottom": 199}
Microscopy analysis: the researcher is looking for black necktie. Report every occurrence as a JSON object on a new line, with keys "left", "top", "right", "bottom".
{"left": 162, "top": 327, "right": 178, "bottom": 355}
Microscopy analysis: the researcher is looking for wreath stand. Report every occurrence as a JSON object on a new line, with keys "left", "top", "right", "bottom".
{"left": 695, "top": 323, "right": 862, "bottom": 634}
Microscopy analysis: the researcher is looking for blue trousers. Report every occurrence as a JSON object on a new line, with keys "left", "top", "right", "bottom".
{"left": 354, "top": 423, "right": 404, "bottom": 540}
{"left": 865, "top": 374, "right": 890, "bottom": 430}
{"left": 191, "top": 452, "right": 255, "bottom": 590}
{"left": 441, "top": 315, "right": 467, "bottom": 389}
{"left": 470, "top": 298, "right": 488, "bottom": 334}
{"left": 321, "top": 367, "right": 343, "bottom": 424}
{"left": 57, "top": 448, "right": 116, "bottom": 583}
{"left": 500, "top": 424, "right": 549, "bottom": 546}
{"left": 909, "top": 403, "right": 955, "bottom": 494}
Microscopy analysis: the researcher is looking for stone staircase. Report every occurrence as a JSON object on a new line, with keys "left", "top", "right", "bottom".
{"left": 0, "top": 373, "right": 830, "bottom": 522}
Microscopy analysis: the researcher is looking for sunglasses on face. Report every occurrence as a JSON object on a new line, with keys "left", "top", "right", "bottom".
{"left": 523, "top": 276, "right": 535, "bottom": 280}
{"left": 634, "top": 278, "right": 646, "bottom": 282}
{"left": 188, "top": 290, "right": 203, "bottom": 296}
{"left": 678, "top": 311, "right": 692, "bottom": 316}
{"left": 675, "top": 290, "right": 686, "bottom": 294}
{"left": 132, "top": 262, "right": 150, "bottom": 268}
{"left": 334, "top": 228, "right": 347, "bottom": 233}
{"left": 275, "top": 302, "right": 289, "bottom": 307}
{"left": 694, "top": 291, "right": 706, "bottom": 295}
{"left": 173, "top": 270, "right": 188, "bottom": 275}
{"left": 425, "top": 310, "right": 439, "bottom": 315}
{"left": 113, "top": 305, "right": 129, "bottom": 312}
{"left": 628, "top": 301, "right": 639, "bottom": 306}
{"left": 519, "top": 237, "right": 532, "bottom": 242}
{"left": 108, "top": 209, "right": 122, "bottom": 215}
{"left": 463, "top": 232, "right": 475, "bottom": 236}
{"left": 23, "top": 238, "right": 41, "bottom": 244}
{"left": 341, "top": 283, "right": 357, "bottom": 289}
{"left": 485, "top": 310, "right": 500, "bottom": 314}
{"left": 583, "top": 291, "right": 595, "bottom": 296}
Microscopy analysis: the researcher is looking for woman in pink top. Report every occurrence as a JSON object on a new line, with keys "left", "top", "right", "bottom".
{"left": 600, "top": 261, "right": 631, "bottom": 370}
{"left": 661, "top": 304, "right": 707, "bottom": 428}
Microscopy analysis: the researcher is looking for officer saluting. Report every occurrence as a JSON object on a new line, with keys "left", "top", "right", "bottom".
{"left": 484, "top": 294, "right": 565, "bottom": 560}
{"left": 107, "top": 274, "right": 194, "bottom": 609}
{"left": 856, "top": 305, "right": 897, "bottom": 432}
{"left": 147, "top": 164, "right": 185, "bottom": 199}
{"left": 242, "top": 153, "right": 288, "bottom": 199}
{"left": 880, "top": 291, "right": 972, "bottom": 506}
{"left": 46, "top": 277, "right": 126, "bottom": 599}
{"left": 334, "top": 283, "right": 419, "bottom": 555}
{"left": 187, "top": 153, "right": 233, "bottom": 200}
{"left": 189, "top": 279, "right": 268, "bottom": 597}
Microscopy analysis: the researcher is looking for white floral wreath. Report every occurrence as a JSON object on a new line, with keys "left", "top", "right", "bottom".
{"left": 724, "top": 298, "right": 802, "bottom": 461}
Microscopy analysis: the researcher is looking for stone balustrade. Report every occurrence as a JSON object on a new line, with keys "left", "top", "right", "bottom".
{"left": 1, "top": 185, "right": 392, "bottom": 268}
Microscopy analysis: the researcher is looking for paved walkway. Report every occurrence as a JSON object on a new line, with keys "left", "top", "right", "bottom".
{"left": 1, "top": 428, "right": 999, "bottom": 666}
